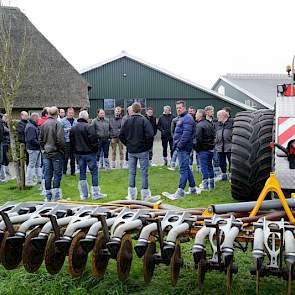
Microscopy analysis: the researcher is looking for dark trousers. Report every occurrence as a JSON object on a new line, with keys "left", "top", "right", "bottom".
{"left": 63, "top": 142, "right": 75, "bottom": 175}
{"left": 97, "top": 139, "right": 110, "bottom": 160}
{"left": 218, "top": 152, "right": 231, "bottom": 173}
{"left": 1, "top": 145, "right": 9, "bottom": 166}
{"left": 161, "top": 136, "right": 173, "bottom": 158}
{"left": 148, "top": 139, "right": 154, "bottom": 161}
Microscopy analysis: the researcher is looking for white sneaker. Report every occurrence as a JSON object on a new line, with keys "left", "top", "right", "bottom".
{"left": 168, "top": 166, "right": 176, "bottom": 171}
{"left": 185, "top": 187, "right": 201, "bottom": 195}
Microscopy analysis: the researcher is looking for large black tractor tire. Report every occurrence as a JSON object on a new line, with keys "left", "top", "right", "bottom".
{"left": 231, "top": 109, "right": 274, "bottom": 201}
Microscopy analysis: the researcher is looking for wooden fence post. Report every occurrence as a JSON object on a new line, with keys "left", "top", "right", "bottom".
{"left": 19, "top": 143, "right": 25, "bottom": 190}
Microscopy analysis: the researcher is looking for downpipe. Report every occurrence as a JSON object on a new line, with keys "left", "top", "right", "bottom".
{"left": 134, "top": 222, "right": 158, "bottom": 258}
{"left": 163, "top": 222, "right": 190, "bottom": 261}
{"left": 192, "top": 226, "right": 211, "bottom": 264}
{"left": 107, "top": 219, "right": 143, "bottom": 259}
{"left": 79, "top": 217, "right": 116, "bottom": 253}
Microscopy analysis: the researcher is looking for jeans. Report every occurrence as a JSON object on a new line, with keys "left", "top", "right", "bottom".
{"left": 26, "top": 150, "right": 42, "bottom": 184}
{"left": 170, "top": 149, "right": 178, "bottom": 167}
{"left": 218, "top": 152, "right": 231, "bottom": 173}
{"left": 63, "top": 142, "right": 75, "bottom": 175}
{"left": 111, "top": 138, "right": 124, "bottom": 161}
{"left": 97, "top": 139, "right": 110, "bottom": 160}
{"left": 78, "top": 153, "right": 98, "bottom": 187}
{"left": 128, "top": 151, "right": 149, "bottom": 189}
{"left": 198, "top": 151, "right": 214, "bottom": 180}
{"left": 43, "top": 154, "right": 63, "bottom": 191}
{"left": 177, "top": 150, "right": 196, "bottom": 189}
{"left": 161, "top": 137, "right": 173, "bottom": 158}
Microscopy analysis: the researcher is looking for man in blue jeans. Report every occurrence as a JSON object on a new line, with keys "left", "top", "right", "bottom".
{"left": 39, "top": 106, "right": 65, "bottom": 201}
{"left": 70, "top": 110, "right": 106, "bottom": 200}
{"left": 119, "top": 102, "right": 156, "bottom": 201}
{"left": 164, "top": 101, "right": 198, "bottom": 199}
{"left": 195, "top": 107, "right": 216, "bottom": 191}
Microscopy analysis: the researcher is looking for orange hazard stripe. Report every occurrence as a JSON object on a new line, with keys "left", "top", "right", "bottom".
{"left": 278, "top": 117, "right": 289, "bottom": 125}
{"left": 278, "top": 124, "right": 295, "bottom": 145}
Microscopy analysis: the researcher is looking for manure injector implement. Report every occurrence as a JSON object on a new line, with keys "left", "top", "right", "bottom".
{"left": 1, "top": 174, "right": 295, "bottom": 295}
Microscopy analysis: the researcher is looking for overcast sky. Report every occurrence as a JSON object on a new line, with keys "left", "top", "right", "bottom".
{"left": 5, "top": 0, "right": 295, "bottom": 88}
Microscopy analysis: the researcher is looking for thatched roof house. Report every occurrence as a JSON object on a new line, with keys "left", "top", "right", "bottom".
{"left": 0, "top": 7, "right": 89, "bottom": 113}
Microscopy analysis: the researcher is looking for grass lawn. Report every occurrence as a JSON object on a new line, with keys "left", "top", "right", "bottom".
{"left": 0, "top": 167, "right": 291, "bottom": 294}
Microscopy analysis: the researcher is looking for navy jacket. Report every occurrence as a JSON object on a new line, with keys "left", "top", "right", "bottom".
{"left": 173, "top": 112, "right": 195, "bottom": 152}
{"left": 25, "top": 120, "right": 40, "bottom": 150}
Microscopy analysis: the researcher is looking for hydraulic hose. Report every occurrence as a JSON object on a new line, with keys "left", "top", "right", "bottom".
{"left": 16, "top": 217, "right": 49, "bottom": 235}
{"left": 39, "top": 216, "right": 73, "bottom": 235}
{"left": 85, "top": 217, "right": 116, "bottom": 238}
{"left": 166, "top": 222, "right": 189, "bottom": 243}
{"left": 285, "top": 230, "right": 295, "bottom": 265}
{"left": 112, "top": 219, "right": 142, "bottom": 239}
{"left": 63, "top": 217, "right": 98, "bottom": 238}
{"left": 252, "top": 228, "right": 264, "bottom": 259}
{"left": 192, "top": 226, "right": 211, "bottom": 253}
{"left": 221, "top": 226, "right": 240, "bottom": 255}
{"left": 0, "top": 214, "right": 31, "bottom": 231}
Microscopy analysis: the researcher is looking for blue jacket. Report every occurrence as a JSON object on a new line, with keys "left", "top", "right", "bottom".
{"left": 62, "top": 118, "right": 77, "bottom": 143}
{"left": 173, "top": 112, "right": 195, "bottom": 152}
{"left": 25, "top": 120, "right": 40, "bottom": 150}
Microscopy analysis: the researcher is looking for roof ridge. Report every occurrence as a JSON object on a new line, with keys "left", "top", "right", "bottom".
{"left": 224, "top": 73, "right": 289, "bottom": 79}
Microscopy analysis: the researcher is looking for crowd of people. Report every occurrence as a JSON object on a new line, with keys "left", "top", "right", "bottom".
{"left": 0, "top": 100, "right": 233, "bottom": 201}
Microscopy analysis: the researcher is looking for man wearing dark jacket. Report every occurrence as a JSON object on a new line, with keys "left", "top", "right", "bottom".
{"left": 25, "top": 113, "right": 42, "bottom": 186}
{"left": 110, "top": 106, "right": 124, "bottom": 168}
{"left": 157, "top": 106, "right": 175, "bottom": 165}
{"left": 39, "top": 106, "right": 65, "bottom": 201}
{"left": 70, "top": 111, "right": 106, "bottom": 200}
{"left": 195, "top": 106, "right": 216, "bottom": 191}
{"left": 164, "top": 101, "right": 198, "bottom": 199}
{"left": 145, "top": 107, "right": 157, "bottom": 165}
{"left": 92, "top": 109, "right": 111, "bottom": 169}
{"left": 215, "top": 110, "right": 233, "bottom": 181}
{"left": 16, "top": 111, "right": 29, "bottom": 144}
{"left": 119, "top": 102, "right": 155, "bottom": 201}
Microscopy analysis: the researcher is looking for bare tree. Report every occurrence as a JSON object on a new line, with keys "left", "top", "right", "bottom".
{"left": 0, "top": 4, "right": 30, "bottom": 188}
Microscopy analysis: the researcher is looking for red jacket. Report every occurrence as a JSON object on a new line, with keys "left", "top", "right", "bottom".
{"left": 38, "top": 116, "right": 48, "bottom": 126}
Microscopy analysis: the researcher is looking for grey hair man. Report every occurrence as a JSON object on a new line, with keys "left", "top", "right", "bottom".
{"left": 204, "top": 105, "right": 214, "bottom": 121}
{"left": 215, "top": 109, "right": 233, "bottom": 181}
{"left": 39, "top": 106, "right": 65, "bottom": 201}
{"left": 70, "top": 110, "right": 106, "bottom": 200}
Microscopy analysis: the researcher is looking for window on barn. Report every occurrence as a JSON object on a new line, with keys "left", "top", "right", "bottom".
{"left": 104, "top": 99, "right": 115, "bottom": 117}
{"left": 217, "top": 85, "right": 225, "bottom": 95}
{"left": 124, "top": 99, "right": 146, "bottom": 114}
{"left": 245, "top": 99, "right": 257, "bottom": 108}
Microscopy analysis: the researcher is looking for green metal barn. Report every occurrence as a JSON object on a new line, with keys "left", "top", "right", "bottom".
{"left": 81, "top": 52, "right": 253, "bottom": 118}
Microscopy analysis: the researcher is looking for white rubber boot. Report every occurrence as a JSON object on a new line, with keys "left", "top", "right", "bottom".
{"left": 126, "top": 187, "right": 137, "bottom": 200}
{"left": 91, "top": 186, "right": 107, "bottom": 200}
{"left": 79, "top": 180, "right": 89, "bottom": 200}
